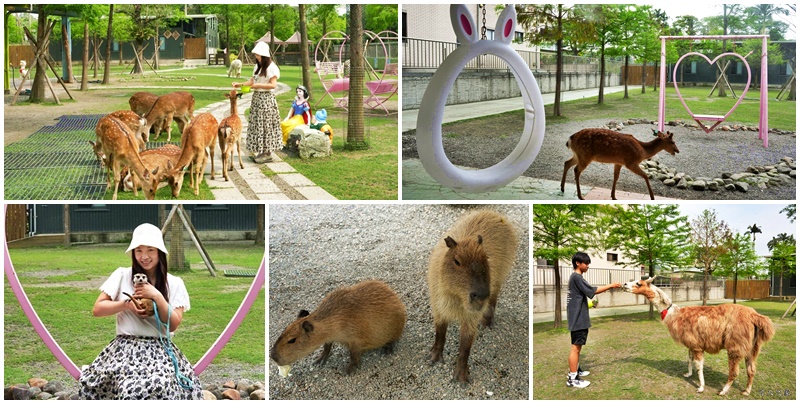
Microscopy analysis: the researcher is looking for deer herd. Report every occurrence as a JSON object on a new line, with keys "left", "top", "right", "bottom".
{"left": 90, "top": 90, "right": 243, "bottom": 199}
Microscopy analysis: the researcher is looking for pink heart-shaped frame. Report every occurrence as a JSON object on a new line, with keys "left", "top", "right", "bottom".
{"left": 3, "top": 205, "right": 265, "bottom": 379}
{"left": 672, "top": 52, "right": 751, "bottom": 133}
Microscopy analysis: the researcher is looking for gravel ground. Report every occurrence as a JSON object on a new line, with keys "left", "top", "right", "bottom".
{"left": 268, "top": 204, "right": 530, "bottom": 400}
{"left": 402, "top": 118, "right": 796, "bottom": 200}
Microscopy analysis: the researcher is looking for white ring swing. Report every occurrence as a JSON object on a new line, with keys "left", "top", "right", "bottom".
{"left": 415, "top": 4, "right": 545, "bottom": 193}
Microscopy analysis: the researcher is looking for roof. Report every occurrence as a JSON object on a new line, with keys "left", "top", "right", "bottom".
{"left": 255, "top": 32, "right": 284, "bottom": 46}
{"left": 282, "top": 31, "right": 312, "bottom": 45}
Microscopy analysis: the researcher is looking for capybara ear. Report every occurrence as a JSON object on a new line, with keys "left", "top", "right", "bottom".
{"left": 477, "top": 235, "right": 483, "bottom": 245}
{"left": 444, "top": 236, "right": 458, "bottom": 249}
{"left": 301, "top": 320, "right": 314, "bottom": 333}
{"left": 298, "top": 309, "right": 310, "bottom": 318}
{"left": 667, "top": 131, "right": 674, "bottom": 138}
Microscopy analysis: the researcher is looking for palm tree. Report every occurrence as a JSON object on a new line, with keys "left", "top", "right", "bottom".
{"left": 746, "top": 223, "right": 762, "bottom": 244}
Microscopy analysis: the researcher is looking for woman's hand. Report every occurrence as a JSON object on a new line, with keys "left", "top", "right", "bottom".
{"left": 232, "top": 82, "right": 240, "bottom": 88}
{"left": 134, "top": 282, "right": 161, "bottom": 301}
{"left": 124, "top": 299, "right": 149, "bottom": 318}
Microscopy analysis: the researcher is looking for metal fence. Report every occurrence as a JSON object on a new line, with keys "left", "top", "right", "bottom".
{"left": 534, "top": 265, "right": 726, "bottom": 288}
{"left": 402, "top": 37, "right": 623, "bottom": 74}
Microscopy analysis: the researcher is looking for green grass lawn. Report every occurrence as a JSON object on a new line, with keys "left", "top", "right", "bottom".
{"left": 3, "top": 242, "right": 265, "bottom": 385}
{"left": 533, "top": 301, "right": 796, "bottom": 399}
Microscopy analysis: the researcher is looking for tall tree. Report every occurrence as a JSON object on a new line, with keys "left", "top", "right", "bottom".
{"left": 781, "top": 204, "right": 796, "bottom": 223}
{"left": 767, "top": 233, "right": 796, "bottom": 297}
{"left": 532, "top": 204, "right": 598, "bottom": 328}
{"left": 745, "top": 4, "right": 790, "bottom": 39}
{"left": 607, "top": 5, "right": 652, "bottom": 99}
{"left": 517, "top": 4, "right": 594, "bottom": 116}
{"left": 365, "top": 4, "right": 398, "bottom": 33}
{"left": 102, "top": 4, "right": 113, "bottom": 84}
{"left": 299, "top": 4, "right": 313, "bottom": 100}
{"left": 718, "top": 231, "right": 763, "bottom": 303}
{"left": 115, "top": 5, "right": 184, "bottom": 74}
{"left": 346, "top": 4, "right": 367, "bottom": 149}
{"left": 689, "top": 209, "right": 731, "bottom": 305}
{"left": 584, "top": 4, "right": 618, "bottom": 104}
{"left": 29, "top": 6, "right": 49, "bottom": 103}
{"left": 746, "top": 223, "right": 762, "bottom": 243}
{"left": 602, "top": 204, "right": 691, "bottom": 318}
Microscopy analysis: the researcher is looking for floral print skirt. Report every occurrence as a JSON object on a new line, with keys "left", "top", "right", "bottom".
{"left": 79, "top": 335, "right": 202, "bottom": 400}
{"left": 246, "top": 91, "right": 282, "bottom": 155}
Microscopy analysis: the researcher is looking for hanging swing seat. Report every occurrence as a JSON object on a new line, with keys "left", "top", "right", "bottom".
{"left": 315, "top": 60, "right": 349, "bottom": 109}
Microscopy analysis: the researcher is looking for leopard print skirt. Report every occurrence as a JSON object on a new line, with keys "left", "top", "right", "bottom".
{"left": 79, "top": 335, "right": 202, "bottom": 400}
{"left": 246, "top": 91, "right": 282, "bottom": 155}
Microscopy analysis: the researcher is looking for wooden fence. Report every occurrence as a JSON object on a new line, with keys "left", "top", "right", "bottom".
{"left": 725, "top": 279, "right": 770, "bottom": 299}
{"left": 623, "top": 65, "right": 659, "bottom": 86}
{"left": 5, "top": 205, "right": 28, "bottom": 242}
{"left": 8, "top": 45, "right": 36, "bottom": 68}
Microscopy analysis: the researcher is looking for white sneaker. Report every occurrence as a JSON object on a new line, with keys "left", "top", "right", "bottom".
{"left": 567, "top": 375, "right": 591, "bottom": 388}
{"left": 578, "top": 367, "right": 590, "bottom": 377}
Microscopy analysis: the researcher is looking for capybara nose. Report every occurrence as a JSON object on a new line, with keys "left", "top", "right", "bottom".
{"left": 469, "top": 289, "right": 489, "bottom": 303}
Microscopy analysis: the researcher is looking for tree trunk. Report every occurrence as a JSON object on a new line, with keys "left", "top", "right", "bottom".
{"left": 81, "top": 22, "right": 89, "bottom": 91}
{"left": 102, "top": 5, "right": 113, "bottom": 85}
{"left": 553, "top": 261, "right": 562, "bottom": 328}
{"left": 598, "top": 45, "right": 606, "bottom": 104}
{"left": 553, "top": 6, "right": 563, "bottom": 117}
{"left": 641, "top": 61, "right": 647, "bottom": 94}
{"left": 154, "top": 28, "right": 160, "bottom": 71}
{"left": 61, "top": 20, "right": 74, "bottom": 83}
{"left": 30, "top": 10, "right": 48, "bottom": 103}
{"left": 132, "top": 40, "right": 145, "bottom": 74}
{"left": 733, "top": 269, "right": 738, "bottom": 304}
{"left": 648, "top": 262, "right": 655, "bottom": 319}
{"left": 299, "top": 4, "right": 313, "bottom": 99}
{"left": 346, "top": 4, "right": 367, "bottom": 148}
{"left": 623, "top": 54, "right": 630, "bottom": 99}
{"left": 702, "top": 264, "right": 709, "bottom": 305}
{"left": 92, "top": 34, "right": 100, "bottom": 78}
{"left": 255, "top": 205, "right": 265, "bottom": 247}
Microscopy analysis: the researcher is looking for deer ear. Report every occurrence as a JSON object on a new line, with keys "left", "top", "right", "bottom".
{"left": 494, "top": 5, "right": 517, "bottom": 45}
{"left": 450, "top": 4, "right": 479, "bottom": 45}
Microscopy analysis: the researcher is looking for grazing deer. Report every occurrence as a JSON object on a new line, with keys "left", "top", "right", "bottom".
{"left": 124, "top": 144, "right": 183, "bottom": 199}
{"left": 560, "top": 128, "right": 679, "bottom": 200}
{"left": 168, "top": 112, "right": 218, "bottom": 196}
{"left": 137, "top": 91, "right": 195, "bottom": 142}
{"left": 89, "top": 115, "right": 150, "bottom": 200}
{"left": 622, "top": 277, "right": 775, "bottom": 396}
{"left": 128, "top": 91, "right": 170, "bottom": 139}
{"left": 90, "top": 110, "right": 146, "bottom": 167}
{"left": 218, "top": 89, "right": 244, "bottom": 181}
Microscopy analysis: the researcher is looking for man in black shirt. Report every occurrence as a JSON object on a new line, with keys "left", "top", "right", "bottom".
{"left": 566, "top": 252, "right": 621, "bottom": 388}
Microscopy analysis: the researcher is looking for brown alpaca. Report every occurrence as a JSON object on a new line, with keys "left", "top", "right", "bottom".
{"left": 623, "top": 277, "right": 775, "bottom": 395}
{"left": 428, "top": 210, "right": 517, "bottom": 386}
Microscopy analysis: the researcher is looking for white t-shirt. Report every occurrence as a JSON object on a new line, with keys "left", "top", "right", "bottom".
{"left": 251, "top": 63, "right": 280, "bottom": 92}
{"left": 99, "top": 267, "right": 191, "bottom": 337}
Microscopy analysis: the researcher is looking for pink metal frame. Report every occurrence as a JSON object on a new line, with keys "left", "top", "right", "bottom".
{"left": 658, "top": 35, "right": 769, "bottom": 147}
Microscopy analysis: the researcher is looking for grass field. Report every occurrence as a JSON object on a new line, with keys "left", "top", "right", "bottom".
{"left": 3, "top": 242, "right": 265, "bottom": 386}
{"left": 533, "top": 301, "right": 796, "bottom": 400}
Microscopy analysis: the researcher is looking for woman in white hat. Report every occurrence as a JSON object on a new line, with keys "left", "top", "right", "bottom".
{"left": 79, "top": 223, "right": 202, "bottom": 399}
{"left": 233, "top": 41, "right": 282, "bottom": 163}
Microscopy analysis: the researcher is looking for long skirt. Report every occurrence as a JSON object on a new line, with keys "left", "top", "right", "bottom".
{"left": 246, "top": 91, "right": 283, "bottom": 155}
{"left": 79, "top": 335, "right": 203, "bottom": 400}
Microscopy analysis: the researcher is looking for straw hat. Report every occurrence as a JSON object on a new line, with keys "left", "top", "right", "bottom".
{"left": 252, "top": 41, "right": 271, "bottom": 57}
{"left": 126, "top": 223, "right": 168, "bottom": 256}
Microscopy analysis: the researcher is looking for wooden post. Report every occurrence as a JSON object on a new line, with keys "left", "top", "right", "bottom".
{"left": 62, "top": 205, "right": 70, "bottom": 247}
{"left": 176, "top": 206, "right": 217, "bottom": 276}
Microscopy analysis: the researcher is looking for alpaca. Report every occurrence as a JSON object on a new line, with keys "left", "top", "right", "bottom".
{"left": 622, "top": 277, "right": 775, "bottom": 395}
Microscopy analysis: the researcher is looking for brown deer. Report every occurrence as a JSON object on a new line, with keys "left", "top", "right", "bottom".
{"left": 128, "top": 92, "right": 169, "bottom": 139}
{"left": 218, "top": 89, "right": 244, "bottom": 181}
{"left": 560, "top": 129, "right": 679, "bottom": 200}
{"left": 90, "top": 110, "right": 146, "bottom": 167}
{"left": 137, "top": 91, "right": 195, "bottom": 142}
{"left": 89, "top": 115, "right": 150, "bottom": 200}
{"left": 124, "top": 144, "right": 183, "bottom": 199}
{"left": 167, "top": 112, "right": 218, "bottom": 196}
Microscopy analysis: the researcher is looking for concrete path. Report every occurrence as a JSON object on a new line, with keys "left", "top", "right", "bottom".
{"left": 401, "top": 85, "right": 679, "bottom": 200}
{"left": 185, "top": 84, "right": 336, "bottom": 200}
{"left": 533, "top": 299, "right": 736, "bottom": 324}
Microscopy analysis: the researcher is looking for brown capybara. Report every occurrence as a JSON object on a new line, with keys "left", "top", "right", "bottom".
{"left": 427, "top": 210, "right": 517, "bottom": 386}
{"left": 270, "top": 280, "right": 407, "bottom": 377}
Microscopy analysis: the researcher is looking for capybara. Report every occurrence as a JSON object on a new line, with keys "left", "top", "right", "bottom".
{"left": 427, "top": 210, "right": 518, "bottom": 386}
{"left": 270, "top": 280, "right": 407, "bottom": 377}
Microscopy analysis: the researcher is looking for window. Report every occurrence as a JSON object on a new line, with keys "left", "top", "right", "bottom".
{"left": 515, "top": 32, "right": 524, "bottom": 43}
{"left": 485, "top": 29, "right": 495, "bottom": 41}
{"left": 779, "top": 62, "right": 793, "bottom": 76}
{"left": 112, "top": 41, "right": 119, "bottom": 52}
{"left": 607, "top": 253, "right": 618, "bottom": 262}
{"left": 683, "top": 61, "right": 697, "bottom": 74}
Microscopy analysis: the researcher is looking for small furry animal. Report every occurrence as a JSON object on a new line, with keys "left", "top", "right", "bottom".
{"left": 123, "top": 273, "right": 155, "bottom": 316}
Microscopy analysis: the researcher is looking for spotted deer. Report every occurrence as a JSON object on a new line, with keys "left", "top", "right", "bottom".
{"left": 560, "top": 129, "right": 680, "bottom": 200}
{"left": 137, "top": 91, "right": 195, "bottom": 142}
{"left": 167, "top": 112, "right": 218, "bottom": 196}
{"left": 89, "top": 115, "right": 150, "bottom": 200}
{"left": 128, "top": 92, "right": 169, "bottom": 140}
{"left": 218, "top": 89, "right": 244, "bottom": 181}
{"left": 90, "top": 110, "right": 146, "bottom": 167}
{"left": 124, "top": 144, "right": 183, "bottom": 199}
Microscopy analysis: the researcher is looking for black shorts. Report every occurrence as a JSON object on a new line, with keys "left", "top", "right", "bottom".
{"left": 571, "top": 328, "right": 589, "bottom": 345}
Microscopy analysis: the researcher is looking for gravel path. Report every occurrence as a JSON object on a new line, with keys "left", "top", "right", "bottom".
{"left": 402, "top": 118, "right": 796, "bottom": 200}
{"left": 268, "top": 204, "right": 529, "bottom": 400}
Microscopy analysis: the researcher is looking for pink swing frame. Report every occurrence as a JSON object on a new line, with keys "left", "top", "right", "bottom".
{"left": 658, "top": 35, "right": 769, "bottom": 147}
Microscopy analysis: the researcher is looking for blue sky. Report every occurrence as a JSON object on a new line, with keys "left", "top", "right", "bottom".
{"left": 676, "top": 203, "right": 796, "bottom": 256}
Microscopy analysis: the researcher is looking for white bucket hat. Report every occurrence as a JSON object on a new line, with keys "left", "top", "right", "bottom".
{"left": 252, "top": 41, "right": 271, "bottom": 57}
{"left": 126, "top": 223, "right": 168, "bottom": 256}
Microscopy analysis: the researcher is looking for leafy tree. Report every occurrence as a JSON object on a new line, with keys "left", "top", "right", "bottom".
{"left": 689, "top": 209, "right": 731, "bottom": 305}
{"left": 516, "top": 4, "right": 595, "bottom": 116}
{"left": 114, "top": 5, "right": 185, "bottom": 74}
{"left": 718, "top": 231, "right": 763, "bottom": 303}
{"left": 670, "top": 15, "right": 703, "bottom": 85}
{"left": 365, "top": 4, "right": 398, "bottom": 33}
{"left": 583, "top": 4, "right": 618, "bottom": 104}
{"left": 532, "top": 204, "right": 599, "bottom": 328}
{"left": 601, "top": 204, "right": 691, "bottom": 318}
{"left": 308, "top": 4, "right": 346, "bottom": 41}
{"left": 102, "top": 5, "right": 113, "bottom": 85}
{"left": 299, "top": 4, "right": 313, "bottom": 99}
{"left": 746, "top": 223, "right": 762, "bottom": 243}
{"left": 781, "top": 204, "right": 796, "bottom": 223}
{"left": 6, "top": 14, "right": 27, "bottom": 44}
{"left": 745, "top": 4, "right": 790, "bottom": 39}
{"left": 767, "top": 233, "right": 796, "bottom": 297}
{"left": 346, "top": 4, "right": 367, "bottom": 149}
{"left": 607, "top": 5, "right": 653, "bottom": 99}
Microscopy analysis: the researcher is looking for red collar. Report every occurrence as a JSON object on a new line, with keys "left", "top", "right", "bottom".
{"left": 660, "top": 304, "right": 674, "bottom": 320}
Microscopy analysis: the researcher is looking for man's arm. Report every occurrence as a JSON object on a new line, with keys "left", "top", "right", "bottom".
{"left": 595, "top": 282, "right": 622, "bottom": 294}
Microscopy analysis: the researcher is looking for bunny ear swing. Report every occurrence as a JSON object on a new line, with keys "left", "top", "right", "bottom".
{"left": 416, "top": 4, "right": 545, "bottom": 193}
